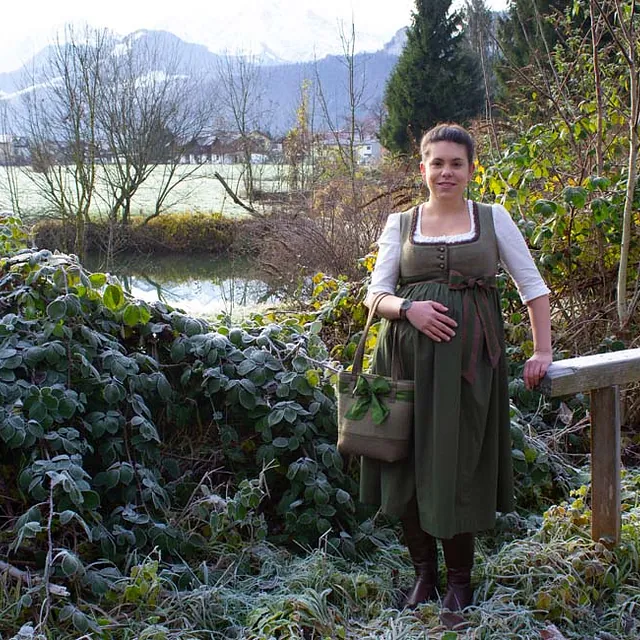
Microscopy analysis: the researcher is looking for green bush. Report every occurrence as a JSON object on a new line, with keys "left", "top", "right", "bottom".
{"left": 0, "top": 220, "right": 372, "bottom": 634}
{"left": 32, "top": 212, "right": 245, "bottom": 256}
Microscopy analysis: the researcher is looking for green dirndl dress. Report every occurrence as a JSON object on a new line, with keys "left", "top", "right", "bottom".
{"left": 359, "top": 202, "right": 514, "bottom": 539}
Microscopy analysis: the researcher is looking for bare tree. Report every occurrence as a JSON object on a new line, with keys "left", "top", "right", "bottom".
{"left": 19, "top": 25, "right": 110, "bottom": 259}
{"left": 95, "top": 38, "right": 206, "bottom": 224}
{"left": 314, "top": 21, "right": 367, "bottom": 189}
{"left": 15, "top": 27, "right": 214, "bottom": 262}
{"left": 215, "top": 52, "right": 267, "bottom": 206}
{"left": 0, "top": 103, "right": 23, "bottom": 216}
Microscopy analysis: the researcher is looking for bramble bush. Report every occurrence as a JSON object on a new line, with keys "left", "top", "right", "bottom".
{"left": 0, "top": 218, "right": 389, "bottom": 634}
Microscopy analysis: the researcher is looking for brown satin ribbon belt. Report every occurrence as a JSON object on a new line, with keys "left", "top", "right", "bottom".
{"left": 399, "top": 271, "right": 501, "bottom": 385}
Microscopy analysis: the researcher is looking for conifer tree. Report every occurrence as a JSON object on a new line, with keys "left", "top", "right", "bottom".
{"left": 379, "top": 0, "right": 484, "bottom": 155}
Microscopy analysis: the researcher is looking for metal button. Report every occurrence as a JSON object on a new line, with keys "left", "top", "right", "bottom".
{"left": 439, "top": 247, "right": 445, "bottom": 252}
{"left": 439, "top": 264, "right": 445, "bottom": 269}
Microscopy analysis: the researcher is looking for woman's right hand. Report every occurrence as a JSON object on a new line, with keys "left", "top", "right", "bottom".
{"left": 405, "top": 300, "right": 457, "bottom": 342}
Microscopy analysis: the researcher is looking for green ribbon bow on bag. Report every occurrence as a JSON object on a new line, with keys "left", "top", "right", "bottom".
{"left": 344, "top": 375, "right": 393, "bottom": 425}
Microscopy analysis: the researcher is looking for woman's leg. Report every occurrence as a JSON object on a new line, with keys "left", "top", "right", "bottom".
{"left": 400, "top": 497, "right": 439, "bottom": 607}
{"left": 441, "top": 532, "right": 475, "bottom": 610}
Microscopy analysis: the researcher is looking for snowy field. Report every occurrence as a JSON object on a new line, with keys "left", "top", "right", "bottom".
{"left": 0, "top": 163, "right": 287, "bottom": 218}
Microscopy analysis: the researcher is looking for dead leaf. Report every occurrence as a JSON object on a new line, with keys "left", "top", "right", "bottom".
{"left": 541, "top": 624, "right": 568, "bottom": 640}
{"left": 558, "top": 401, "right": 574, "bottom": 425}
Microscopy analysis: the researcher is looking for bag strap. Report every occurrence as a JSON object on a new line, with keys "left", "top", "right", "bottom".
{"left": 351, "top": 292, "right": 391, "bottom": 378}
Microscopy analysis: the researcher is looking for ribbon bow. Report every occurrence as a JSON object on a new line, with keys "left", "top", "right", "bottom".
{"left": 344, "top": 375, "right": 392, "bottom": 425}
{"left": 447, "top": 270, "right": 501, "bottom": 385}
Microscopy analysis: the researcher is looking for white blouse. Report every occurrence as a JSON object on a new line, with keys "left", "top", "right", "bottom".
{"left": 369, "top": 201, "right": 550, "bottom": 303}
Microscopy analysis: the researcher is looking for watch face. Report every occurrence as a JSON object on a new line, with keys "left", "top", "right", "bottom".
{"left": 401, "top": 299, "right": 412, "bottom": 311}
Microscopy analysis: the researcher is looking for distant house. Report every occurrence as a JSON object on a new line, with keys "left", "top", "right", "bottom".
{"left": 181, "top": 130, "right": 275, "bottom": 164}
{"left": 315, "top": 131, "right": 383, "bottom": 165}
{"left": 0, "top": 135, "right": 30, "bottom": 166}
{"left": 355, "top": 140, "right": 382, "bottom": 165}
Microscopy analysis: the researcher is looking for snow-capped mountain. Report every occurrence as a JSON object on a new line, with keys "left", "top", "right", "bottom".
{"left": 132, "top": 3, "right": 398, "bottom": 64}
{"left": 0, "top": 27, "right": 406, "bottom": 134}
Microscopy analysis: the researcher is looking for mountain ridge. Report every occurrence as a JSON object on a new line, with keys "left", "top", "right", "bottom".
{"left": 0, "top": 28, "right": 407, "bottom": 135}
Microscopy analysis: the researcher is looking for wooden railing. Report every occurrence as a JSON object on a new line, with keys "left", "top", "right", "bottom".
{"left": 540, "top": 348, "right": 640, "bottom": 545}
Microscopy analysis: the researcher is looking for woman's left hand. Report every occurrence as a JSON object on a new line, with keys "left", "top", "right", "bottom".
{"left": 523, "top": 351, "right": 553, "bottom": 390}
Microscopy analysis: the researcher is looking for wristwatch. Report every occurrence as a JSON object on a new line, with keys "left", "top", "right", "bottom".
{"left": 399, "top": 299, "right": 413, "bottom": 320}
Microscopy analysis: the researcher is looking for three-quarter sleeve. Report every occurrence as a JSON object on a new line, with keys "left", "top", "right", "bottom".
{"left": 493, "top": 204, "right": 550, "bottom": 303}
{"left": 368, "top": 213, "right": 401, "bottom": 296}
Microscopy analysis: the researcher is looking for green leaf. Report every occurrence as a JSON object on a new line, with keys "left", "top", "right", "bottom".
{"left": 533, "top": 199, "right": 557, "bottom": 215}
{"left": 46, "top": 298, "right": 67, "bottom": 321}
{"left": 61, "top": 551, "right": 82, "bottom": 577}
{"left": 156, "top": 375, "right": 172, "bottom": 401}
{"left": 292, "top": 356, "right": 309, "bottom": 372}
{"left": 72, "top": 609, "right": 90, "bottom": 634}
{"left": 316, "top": 518, "right": 331, "bottom": 534}
{"left": 103, "top": 382, "right": 124, "bottom": 405}
{"left": 562, "top": 186, "right": 587, "bottom": 208}
{"left": 239, "top": 388, "right": 257, "bottom": 410}
{"left": 138, "top": 306, "right": 151, "bottom": 324}
{"left": 89, "top": 272, "right": 107, "bottom": 287}
{"left": 59, "top": 510, "right": 76, "bottom": 525}
{"left": 273, "top": 437, "right": 289, "bottom": 448}
{"left": 237, "top": 359, "right": 257, "bottom": 375}
{"left": 82, "top": 491, "right": 100, "bottom": 510}
{"left": 354, "top": 375, "right": 372, "bottom": 395}
{"left": 336, "top": 489, "right": 351, "bottom": 505}
{"left": 122, "top": 303, "right": 141, "bottom": 327}
{"left": 103, "top": 284, "right": 125, "bottom": 311}
{"left": 268, "top": 409, "right": 285, "bottom": 426}
{"left": 28, "top": 400, "right": 47, "bottom": 422}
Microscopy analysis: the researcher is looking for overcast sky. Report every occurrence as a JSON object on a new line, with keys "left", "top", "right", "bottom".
{"left": 0, "top": 0, "right": 509, "bottom": 74}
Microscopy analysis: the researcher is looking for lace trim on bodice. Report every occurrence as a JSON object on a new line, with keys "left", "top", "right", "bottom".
{"left": 413, "top": 200, "right": 475, "bottom": 244}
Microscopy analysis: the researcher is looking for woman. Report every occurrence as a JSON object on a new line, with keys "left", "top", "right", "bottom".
{"left": 361, "top": 123, "right": 552, "bottom": 611}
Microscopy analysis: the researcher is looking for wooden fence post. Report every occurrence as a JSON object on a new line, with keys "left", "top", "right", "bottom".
{"left": 539, "top": 349, "right": 640, "bottom": 546}
{"left": 589, "top": 385, "right": 621, "bottom": 544}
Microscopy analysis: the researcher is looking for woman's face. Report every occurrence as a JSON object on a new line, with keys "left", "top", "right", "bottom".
{"left": 420, "top": 141, "right": 474, "bottom": 202}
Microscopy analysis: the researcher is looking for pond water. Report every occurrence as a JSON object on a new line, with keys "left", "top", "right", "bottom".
{"left": 85, "top": 252, "right": 278, "bottom": 318}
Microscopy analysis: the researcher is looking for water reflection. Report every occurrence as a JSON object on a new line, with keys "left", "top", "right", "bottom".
{"left": 85, "top": 252, "right": 276, "bottom": 317}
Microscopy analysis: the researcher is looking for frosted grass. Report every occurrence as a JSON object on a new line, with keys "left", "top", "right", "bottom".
{"left": 0, "top": 162, "right": 288, "bottom": 218}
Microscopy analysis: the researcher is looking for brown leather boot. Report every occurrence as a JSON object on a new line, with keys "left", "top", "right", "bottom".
{"left": 401, "top": 499, "right": 438, "bottom": 608}
{"left": 441, "top": 532, "right": 474, "bottom": 611}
